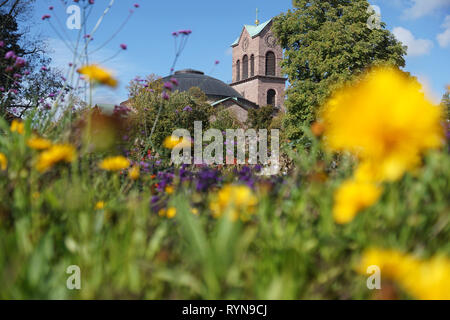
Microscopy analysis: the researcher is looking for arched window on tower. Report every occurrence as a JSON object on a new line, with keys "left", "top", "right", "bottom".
{"left": 265, "top": 51, "right": 275, "bottom": 76}
{"left": 250, "top": 54, "right": 255, "bottom": 77}
{"left": 236, "top": 60, "right": 240, "bottom": 81}
{"left": 267, "top": 89, "right": 276, "bottom": 106}
{"left": 242, "top": 55, "right": 249, "bottom": 79}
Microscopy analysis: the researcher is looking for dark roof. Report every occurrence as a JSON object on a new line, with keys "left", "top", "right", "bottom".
{"left": 162, "top": 69, "right": 243, "bottom": 100}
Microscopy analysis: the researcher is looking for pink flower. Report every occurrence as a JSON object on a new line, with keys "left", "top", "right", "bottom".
{"left": 120, "top": 44, "right": 127, "bottom": 50}
{"left": 24, "top": 70, "right": 30, "bottom": 75}
{"left": 215, "top": 60, "right": 220, "bottom": 65}
{"left": 0, "top": 87, "right": 4, "bottom": 92}
{"left": 170, "top": 78, "right": 179, "bottom": 86}
{"left": 5, "top": 66, "right": 13, "bottom": 72}
{"left": 89, "top": 0, "right": 94, "bottom": 4}
{"left": 41, "top": 66, "right": 48, "bottom": 71}
{"left": 134, "top": 4, "right": 140, "bottom": 8}
{"left": 13, "top": 73, "right": 21, "bottom": 79}
{"left": 172, "top": 31, "right": 179, "bottom": 37}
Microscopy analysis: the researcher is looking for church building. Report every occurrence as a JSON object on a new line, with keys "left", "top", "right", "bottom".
{"left": 123, "top": 17, "right": 286, "bottom": 124}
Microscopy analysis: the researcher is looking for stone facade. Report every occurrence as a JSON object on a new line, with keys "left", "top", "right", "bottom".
{"left": 230, "top": 20, "right": 286, "bottom": 111}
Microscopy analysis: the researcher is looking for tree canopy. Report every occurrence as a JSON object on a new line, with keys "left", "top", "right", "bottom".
{"left": 272, "top": 0, "right": 406, "bottom": 139}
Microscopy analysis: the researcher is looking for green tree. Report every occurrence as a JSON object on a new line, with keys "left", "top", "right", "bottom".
{"left": 247, "top": 105, "right": 275, "bottom": 130}
{"left": 272, "top": 0, "right": 406, "bottom": 139}
{"left": 442, "top": 88, "right": 450, "bottom": 121}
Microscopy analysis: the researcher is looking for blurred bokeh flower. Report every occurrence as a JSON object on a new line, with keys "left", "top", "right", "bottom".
{"left": 27, "top": 137, "right": 52, "bottom": 150}
{"left": 163, "top": 135, "right": 191, "bottom": 149}
{"left": 36, "top": 144, "right": 76, "bottom": 172}
{"left": 321, "top": 67, "right": 444, "bottom": 182}
{"left": 0, "top": 153, "right": 7, "bottom": 170}
{"left": 333, "top": 180, "right": 382, "bottom": 224}
{"left": 10, "top": 120, "right": 24, "bottom": 135}
{"left": 99, "top": 156, "right": 130, "bottom": 171}
{"left": 129, "top": 165, "right": 140, "bottom": 180}
{"left": 358, "top": 248, "right": 450, "bottom": 300}
{"left": 77, "top": 64, "right": 118, "bottom": 87}
{"left": 210, "top": 184, "right": 258, "bottom": 221}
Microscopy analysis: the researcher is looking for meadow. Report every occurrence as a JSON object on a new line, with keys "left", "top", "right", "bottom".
{"left": 0, "top": 1, "right": 449, "bottom": 300}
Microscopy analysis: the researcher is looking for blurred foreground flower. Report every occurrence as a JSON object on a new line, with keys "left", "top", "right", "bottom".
{"left": 158, "top": 207, "right": 177, "bottom": 219}
{"left": 27, "top": 137, "right": 52, "bottom": 150}
{"left": 210, "top": 184, "right": 258, "bottom": 221}
{"left": 95, "top": 201, "right": 105, "bottom": 210}
{"left": 99, "top": 156, "right": 130, "bottom": 171}
{"left": 36, "top": 144, "right": 76, "bottom": 172}
{"left": 163, "top": 135, "right": 191, "bottom": 149}
{"left": 321, "top": 67, "right": 443, "bottom": 182}
{"left": 333, "top": 180, "right": 382, "bottom": 224}
{"left": 10, "top": 120, "right": 24, "bottom": 135}
{"left": 77, "top": 65, "right": 118, "bottom": 88}
{"left": 358, "top": 248, "right": 450, "bottom": 300}
{"left": 129, "top": 165, "right": 140, "bottom": 180}
{"left": 0, "top": 152, "right": 7, "bottom": 170}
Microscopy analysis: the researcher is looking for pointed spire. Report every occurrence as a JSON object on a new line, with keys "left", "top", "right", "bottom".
{"left": 255, "top": 8, "right": 260, "bottom": 26}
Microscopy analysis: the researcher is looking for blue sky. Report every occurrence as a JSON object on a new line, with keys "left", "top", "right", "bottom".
{"left": 34, "top": 0, "right": 449, "bottom": 105}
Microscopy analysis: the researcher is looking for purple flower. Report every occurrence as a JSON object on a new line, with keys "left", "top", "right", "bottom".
{"left": 49, "top": 6, "right": 54, "bottom": 10}
{"left": 134, "top": 3, "right": 140, "bottom": 8}
{"left": 172, "top": 31, "right": 179, "bottom": 37}
{"left": 0, "top": 41, "right": 4, "bottom": 47}
{"left": 0, "top": 87, "right": 4, "bottom": 92}
{"left": 13, "top": 73, "right": 21, "bottom": 79}
{"left": 89, "top": 0, "right": 94, "bottom": 4}
{"left": 120, "top": 43, "right": 127, "bottom": 50}
{"left": 183, "top": 105, "right": 192, "bottom": 112}
{"left": 5, "top": 51, "right": 15, "bottom": 59}
{"left": 14, "top": 57, "right": 26, "bottom": 68}
{"left": 163, "top": 82, "right": 173, "bottom": 91}
{"left": 170, "top": 77, "right": 179, "bottom": 86}
{"left": 215, "top": 60, "right": 220, "bottom": 65}
{"left": 41, "top": 66, "right": 48, "bottom": 71}
{"left": 41, "top": 14, "right": 51, "bottom": 20}
{"left": 161, "top": 92, "right": 170, "bottom": 100}
{"left": 49, "top": 93, "right": 56, "bottom": 97}
{"left": 5, "top": 66, "right": 13, "bottom": 72}
{"left": 178, "top": 29, "right": 192, "bottom": 35}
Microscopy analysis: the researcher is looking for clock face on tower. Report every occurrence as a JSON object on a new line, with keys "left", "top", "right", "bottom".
{"left": 265, "top": 34, "right": 276, "bottom": 48}
{"left": 242, "top": 38, "right": 249, "bottom": 52}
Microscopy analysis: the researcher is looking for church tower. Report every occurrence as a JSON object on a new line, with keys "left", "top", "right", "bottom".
{"left": 230, "top": 16, "right": 286, "bottom": 111}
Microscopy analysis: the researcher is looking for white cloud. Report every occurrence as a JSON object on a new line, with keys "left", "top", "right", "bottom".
{"left": 392, "top": 27, "right": 434, "bottom": 56}
{"left": 417, "top": 74, "right": 441, "bottom": 104}
{"left": 402, "top": 0, "right": 450, "bottom": 19}
{"left": 437, "top": 15, "right": 450, "bottom": 48}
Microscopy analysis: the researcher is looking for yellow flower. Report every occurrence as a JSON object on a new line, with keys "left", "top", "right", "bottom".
{"left": 36, "top": 144, "right": 76, "bottom": 172}
{"left": 27, "top": 136, "right": 52, "bottom": 150}
{"left": 0, "top": 152, "right": 7, "bottom": 170}
{"left": 129, "top": 165, "right": 140, "bottom": 180}
{"left": 10, "top": 119, "right": 24, "bottom": 134}
{"left": 333, "top": 180, "right": 382, "bottom": 224}
{"left": 321, "top": 67, "right": 443, "bottom": 182}
{"left": 165, "top": 185, "right": 174, "bottom": 194}
{"left": 158, "top": 207, "right": 177, "bottom": 219}
{"left": 358, "top": 248, "right": 450, "bottom": 300}
{"left": 99, "top": 156, "right": 130, "bottom": 171}
{"left": 210, "top": 184, "right": 258, "bottom": 221}
{"left": 77, "top": 64, "right": 118, "bottom": 87}
{"left": 191, "top": 208, "right": 199, "bottom": 215}
{"left": 95, "top": 201, "right": 105, "bottom": 210}
{"left": 166, "top": 207, "right": 177, "bottom": 219}
{"left": 163, "top": 135, "right": 191, "bottom": 149}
